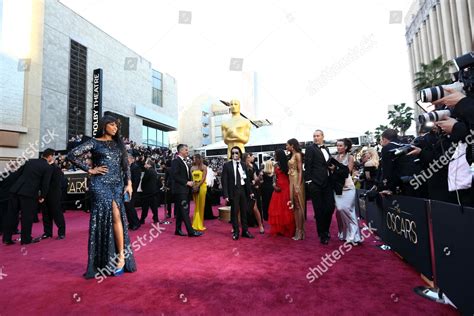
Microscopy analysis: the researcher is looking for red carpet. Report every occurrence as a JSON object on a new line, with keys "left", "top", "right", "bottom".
{"left": 0, "top": 201, "right": 456, "bottom": 315}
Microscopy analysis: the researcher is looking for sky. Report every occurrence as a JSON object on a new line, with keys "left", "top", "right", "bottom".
{"left": 60, "top": 0, "right": 416, "bottom": 140}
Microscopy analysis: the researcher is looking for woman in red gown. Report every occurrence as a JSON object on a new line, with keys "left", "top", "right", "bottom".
{"left": 268, "top": 149, "right": 296, "bottom": 237}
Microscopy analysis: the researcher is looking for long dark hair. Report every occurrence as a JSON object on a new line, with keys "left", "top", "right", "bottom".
{"left": 275, "top": 149, "right": 288, "bottom": 175}
{"left": 337, "top": 138, "right": 352, "bottom": 154}
{"left": 287, "top": 138, "right": 303, "bottom": 160}
{"left": 96, "top": 115, "right": 128, "bottom": 172}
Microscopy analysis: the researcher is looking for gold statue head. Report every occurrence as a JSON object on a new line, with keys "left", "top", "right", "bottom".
{"left": 229, "top": 99, "right": 240, "bottom": 114}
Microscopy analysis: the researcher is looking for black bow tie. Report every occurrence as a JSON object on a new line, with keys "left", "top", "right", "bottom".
{"left": 318, "top": 145, "right": 326, "bottom": 149}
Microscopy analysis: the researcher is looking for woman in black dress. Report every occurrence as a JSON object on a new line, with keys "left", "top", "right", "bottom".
{"left": 68, "top": 115, "right": 137, "bottom": 279}
{"left": 243, "top": 153, "right": 265, "bottom": 233}
{"left": 260, "top": 159, "right": 274, "bottom": 222}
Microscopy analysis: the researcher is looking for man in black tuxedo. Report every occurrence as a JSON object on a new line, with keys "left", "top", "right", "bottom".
{"left": 41, "top": 159, "right": 66, "bottom": 240}
{"left": 304, "top": 130, "right": 335, "bottom": 244}
{"left": 3, "top": 148, "right": 55, "bottom": 245}
{"left": 171, "top": 144, "right": 202, "bottom": 237}
{"left": 125, "top": 153, "right": 141, "bottom": 230}
{"left": 140, "top": 159, "right": 159, "bottom": 224}
{"left": 221, "top": 146, "right": 255, "bottom": 240}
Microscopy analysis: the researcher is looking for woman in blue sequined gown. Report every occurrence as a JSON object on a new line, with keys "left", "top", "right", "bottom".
{"left": 68, "top": 115, "right": 137, "bottom": 279}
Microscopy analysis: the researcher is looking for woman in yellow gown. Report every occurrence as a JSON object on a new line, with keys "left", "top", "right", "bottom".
{"left": 191, "top": 154, "right": 207, "bottom": 231}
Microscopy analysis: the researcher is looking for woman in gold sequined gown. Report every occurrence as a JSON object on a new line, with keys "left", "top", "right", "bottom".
{"left": 286, "top": 138, "right": 306, "bottom": 240}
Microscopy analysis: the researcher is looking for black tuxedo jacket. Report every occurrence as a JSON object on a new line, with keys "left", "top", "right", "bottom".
{"left": 130, "top": 162, "right": 142, "bottom": 192}
{"left": 10, "top": 158, "right": 53, "bottom": 198}
{"left": 221, "top": 160, "right": 252, "bottom": 199}
{"left": 141, "top": 167, "right": 158, "bottom": 195}
{"left": 304, "top": 143, "right": 331, "bottom": 189}
{"left": 46, "top": 165, "right": 65, "bottom": 198}
{"left": 170, "top": 156, "right": 191, "bottom": 195}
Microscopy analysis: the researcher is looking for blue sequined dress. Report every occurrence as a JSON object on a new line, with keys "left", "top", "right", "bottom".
{"left": 68, "top": 138, "right": 137, "bottom": 279}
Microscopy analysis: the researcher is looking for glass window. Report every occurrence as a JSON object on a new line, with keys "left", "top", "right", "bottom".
{"left": 163, "top": 132, "right": 169, "bottom": 147}
{"left": 143, "top": 125, "right": 169, "bottom": 148}
{"left": 142, "top": 126, "right": 147, "bottom": 142}
{"left": 152, "top": 70, "right": 163, "bottom": 107}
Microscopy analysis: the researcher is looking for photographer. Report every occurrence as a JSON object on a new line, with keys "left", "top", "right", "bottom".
{"left": 433, "top": 88, "right": 474, "bottom": 124}
{"left": 380, "top": 129, "right": 423, "bottom": 197}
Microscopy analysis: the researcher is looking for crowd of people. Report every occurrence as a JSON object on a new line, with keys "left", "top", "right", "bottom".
{"left": 1, "top": 87, "right": 473, "bottom": 279}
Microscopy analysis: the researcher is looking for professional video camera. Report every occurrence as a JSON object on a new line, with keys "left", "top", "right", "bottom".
{"left": 454, "top": 51, "right": 474, "bottom": 96}
{"left": 419, "top": 52, "right": 474, "bottom": 103}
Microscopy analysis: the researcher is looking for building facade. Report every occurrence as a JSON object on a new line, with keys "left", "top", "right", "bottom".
{"left": 0, "top": 0, "right": 178, "bottom": 168}
{"left": 405, "top": 0, "right": 474, "bottom": 126}
{"left": 405, "top": 0, "right": 474, "bottom": 81}
{"left": 178, "top": 95, "right": 230, "bottom": 152}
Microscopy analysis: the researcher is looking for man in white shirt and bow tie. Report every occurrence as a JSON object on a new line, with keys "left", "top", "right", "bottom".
{"left": 221, "top": 146, "right": 255, "bottom": 240}
{"left": 304, "top": 130, "right": 335, "bottom": 245}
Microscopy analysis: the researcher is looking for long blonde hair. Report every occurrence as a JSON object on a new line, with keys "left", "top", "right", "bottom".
{"left": 263, "top": 159, "right": 274, "bottom": 175}
{"left": 365, "top": 148, "right": 379, "bottom": 168}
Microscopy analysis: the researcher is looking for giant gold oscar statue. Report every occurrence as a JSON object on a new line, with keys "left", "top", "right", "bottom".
{"left": 221, "top": 100, "right": 251, "bottom": 159}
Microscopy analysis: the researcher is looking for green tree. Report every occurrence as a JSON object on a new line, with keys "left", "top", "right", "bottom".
{"left": 374, "top": 124, "right": 389, "bottom": 143}
{"left": 414, "top": 55, "right": 452, "bottom": 91}
{"left": 388, "top": 103, "right": 413, "bottom": 136}
{"left": 363, "top": 130, "right": 373, "bottom": 145}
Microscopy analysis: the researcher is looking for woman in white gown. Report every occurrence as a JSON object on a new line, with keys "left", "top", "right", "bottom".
{"left": 334, "top": 138, "right": 361, "bottom": 245}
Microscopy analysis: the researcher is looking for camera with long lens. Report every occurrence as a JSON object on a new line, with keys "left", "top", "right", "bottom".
{"left": 419, "top": 81, "right": 464, "bottom": 103}
{"left": 389, "top": 144, "right": 416, "bottom": 157}
{"left": 418, "top": 52, "right": 474, "bottom": 103}
{"left": 418, "top": 109, "right": 452, "bottom": 124}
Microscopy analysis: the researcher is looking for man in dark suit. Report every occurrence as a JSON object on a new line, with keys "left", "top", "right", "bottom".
{"left": 3, "top": 148, "right": 55, "bottom": 245}
{"left": 0, "top": 162, "right": 23, "bottom": 236}
{"left": 140, "top": 159, "right": 159, "bottom": 224}
{"left": 221, "top": 146, "right": 255, "bottom": 240}
{"left": 304, "top": 130, "right": 334, "bottom": 245}
{"left": 380, "top": 129, "right": 421, "bottom": 196}
{"left": 163, "top": 160, "right": 173, "bottom": 218}
{"left": 171, "top": 144, "right": 202, "bottom": 237}
{"left": 41, "top": 159, "right": 66, "bottom": 240}
{"left": 125, "top": 153, "right": 141, "bottom": 230}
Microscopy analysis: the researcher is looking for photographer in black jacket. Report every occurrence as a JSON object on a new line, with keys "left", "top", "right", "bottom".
{"left": 380, "top": 129, "right": 423, "bottom": 197}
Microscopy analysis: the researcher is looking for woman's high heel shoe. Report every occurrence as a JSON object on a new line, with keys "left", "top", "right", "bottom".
{"left": 292, "top": 230, "right": 302, "bottom": 240}
{"left": 114, "top": 258, "right": 125, "bottom": 276}
{"left": 259, "top": 226, "right": 265, "bottom": 234}
{"left": 114, "top": 266, "right": 125, "bottom": 276}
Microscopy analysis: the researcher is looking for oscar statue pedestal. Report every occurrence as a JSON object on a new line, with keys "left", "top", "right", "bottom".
{"left": 218, "top": 206, "right": 231, "bottom": 221}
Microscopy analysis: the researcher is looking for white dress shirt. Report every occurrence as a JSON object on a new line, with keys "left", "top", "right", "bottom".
{"left": 179, "top": 155, "right": 189, "bottom": 178}
{"left": 319, "top": 145, "right": 329, "bottom": 161}
{"left": 232, "top": 160, "right": 246, "bottom": 185}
